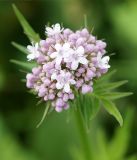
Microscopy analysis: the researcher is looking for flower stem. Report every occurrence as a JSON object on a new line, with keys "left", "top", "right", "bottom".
{"left": 74, "top": 107, "right": 92, "bottom": 160}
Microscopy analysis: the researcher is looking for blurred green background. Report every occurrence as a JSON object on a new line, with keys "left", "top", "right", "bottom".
{"left": 0, "top": 0, "right": 137, "bottom": 160}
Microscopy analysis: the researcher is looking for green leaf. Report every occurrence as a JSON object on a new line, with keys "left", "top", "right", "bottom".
{"left": 100, "top": 92, "right": 133, "bottom": 100}
{"left": 10, "top": 59, "right": 36, "bottom": 70}
{"left": 90, "top": 96, "right": 100, "bottom": 120}
{"left": 84, "top": 14, "right": 88, "bottom": 28}
{"left": 77, "top": 94, "right": 101, "bottom": 129}
{"left": 12, "top": 42, "right": 28, "bottom": 54}
{"left": 102, "top": 99, "right": 123, "bottom": 126}
{"left": 95, "top": 80, "right": 128, "bottom": 91}
{"left": 95, "top": 70, "right": 117, "bottom": 84}
{"left": 12, "top": 4, "right": 40, "bottom": 42}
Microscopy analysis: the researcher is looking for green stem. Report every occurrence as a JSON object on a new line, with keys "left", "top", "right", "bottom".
{"left": 74, "top": 107, "right": 92, "bottom": 160}
{"left": 36, "top": 102, "right": 50, "bottom": 128}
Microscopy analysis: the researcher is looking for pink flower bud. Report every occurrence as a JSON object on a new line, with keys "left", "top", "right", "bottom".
{"left": 69, "top": 93, "right": 74, "bottom": 100}
{"left": 48, "top": 93, "right": 55, "bottom": 100}
{"left": 63, "top": 93, "right": 69, "bottom": 102}
{"left": 82, "top": 84, "right": 93, "bottom": 94}
{"left": 86, "top": 69, "right": 94, "bottom": 79}
{"left": 32, "top": 67, "right": 41, "bottom": 76}
{"left": 44, "top": 95, "right": 48, "bottom": 101}
{"left": 78, "top": 67, "right": 85, "bottom": 74}
{"left": 80, "top": 28, "right": 89, "bottom": 37}
{"left": 44, "top": 79, "right": 51, "bottom": 86}
{"left": 76, "top": 38, "right": 85, "bottom": 46}
{"left": 38, "top": 87, "right": 47, "bottom": 97}
{"left": 56, "top": 98, "right": 64, "bottom": 107}
{"left": 64, "top": 103, "right": 69, "bottom": 110}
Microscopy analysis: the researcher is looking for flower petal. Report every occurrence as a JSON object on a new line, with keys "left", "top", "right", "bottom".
{"left": 56, "top": 82, "right": 63, "bottom": 89}
{"left": 50, "top": 52, "right": 58, "bottom": 58}
{"left": 56, "top": 56, "right": 62, "bottom": 65}
{"left": 35, "top": 52, "right": 40, "bottom": 58}
{"left": 54, "top": 23, "right": 61, "bottom": 31}
{"left": 79, "top": 57, "right": 88, "bottom": 64}
{"left": 27, "top": 45, "right": 33, "bottom": 52}
{"left": 76, "top": 46, "right": 84, "bottom": 56}
{"left": 97, "top": 52, "right": 102, "bottom": 60}
{"left": 64, "top": 83, "right": 70, "bottom": 93}
{"left": 102, "top": 56, "right": 110, "bottom": 63}
{"left": 63, "top": 43, "right": 70, "bottom": 51}
{"left": 27, "top": 53, "right": 35, "bottom": 61}
{"left": 70, "top": 79, "right": 76, "bottom": 84}
{"left": 45, "top": 27, "right": 53, "bottom": 35}
{"left": 51, "top": 73, "right": 57, "bottom": 80}
{"left": 71, "top": 61, "right": 78, "bottom": 70}
{"left": 55, "top": 43, "right": 61, "bottom": 51}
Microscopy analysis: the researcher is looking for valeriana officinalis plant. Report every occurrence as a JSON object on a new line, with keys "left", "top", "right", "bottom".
{"left": 11, "top": 4, "right": 132, "bottom": 130}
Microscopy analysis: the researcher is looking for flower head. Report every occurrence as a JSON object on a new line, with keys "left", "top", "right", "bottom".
{"left": 26, "top": 23, "right": 110, "bottom": 112}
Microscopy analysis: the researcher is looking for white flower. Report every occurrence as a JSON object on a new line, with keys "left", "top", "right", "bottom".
{"left": 50, "top": 43, "right": 73, "bottom": 65}
{"left": 27, "top": 43, "right": 40, "bottom": 61}
{"left": 45, "top": 23, "right": 64, "bottom": 36}
{"left": 65, "top": 46, "right": 88, "bottom": 70}
{"left": 96, "top": 52, "right": 110, "bottom": 69}
{"left": 51, "top": 70, "right": 76, "bottom": 93}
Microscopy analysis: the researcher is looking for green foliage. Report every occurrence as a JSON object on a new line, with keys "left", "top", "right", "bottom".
{"left": 71, "top": 108, "right": 137, "bottom": 160}
{"left": 10, "top": 59, "right": 37, "bottom": 71}
{"left": 73, "top": 93, "right": 100, "bottom": 129}
{"left": 101, "top": 99, "right": 123, "bottom": 126}
{"left": 12, "top": 42, "right": 28, "bottom": 54}
{"left": 11, "top": 4, "right": 40, "bottom": 71}
{"left": 12, "top": 4, "right": 40, "bottom": 42}
{"left": 72, "top": 70, "right": 132, "bottom": 128}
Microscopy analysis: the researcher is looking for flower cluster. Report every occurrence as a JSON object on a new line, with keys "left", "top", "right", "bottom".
{"left": 26, "top": 23, "right": 110, "bottom": 112}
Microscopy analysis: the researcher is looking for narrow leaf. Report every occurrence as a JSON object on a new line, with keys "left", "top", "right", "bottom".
{"left": 90, "top": 96, "right": 100, "bottom": 120}
{"left": 12, "top": 4, "right": 40, "bottom": 42}
{"left": 96, "top": 70, "right": 117, "bottom": 84}
{"left": 84, "top": 14, "right": 88, "bottom": 28}
{"left": 100, "top": 92, "right": 133, "bottom": 100}
{"left": 36, "top": 103, "right": 50, "bottom": 128}
{"left": 78, "top": 94, "right": 100, "bottom": 129}
{"left": 10, "top": 59, "right": 36, "bottom": 70}
{"left": 95, "top": 80, "right": 128, "bottom": 91}
{"left": 12, "top": 42, "right": 28, "bottom": 54}
{"left": 102, "top": 99, "right": 123, "bottom": 126}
